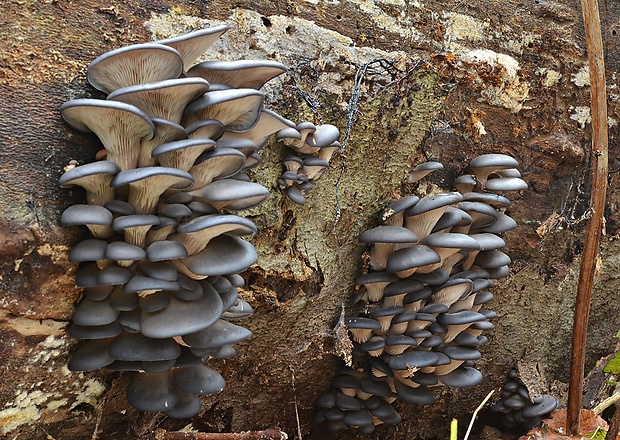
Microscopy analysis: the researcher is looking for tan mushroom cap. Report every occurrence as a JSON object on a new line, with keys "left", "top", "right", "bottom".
{"left": 152, "top": 138, "right": 216, "bottom": 171}
{"left": 111, "top": 167, "right": 194, "bottom": 215}
{"left": 156, "top": 24, "right": 231, "bottom": 71}
{"left": 189, "top": 179, "right": 270, "bottom": 211}
{"left": 218, "top": 109, "right": 295, "bottom": 147}
{"left": 60, "top": 99, "right": 155, "bottom": 170}
{"left": 187, "top": 59, "right": 287, "bottom": 89}
{"left": 170, "top": 214, "right": 258, "bottom": 255}
{"left": 189, "top": 148, "right": 247, "bottom": 189}
{"left": 58, "top": 161, "right": 121, "bottom": 206}
{"left": 107, "top": 78, "right": 210, "bottom": 124}
{"left": 182, "top": 89, "right": 265, "bottom": 132}
{"left": 87, "top": 43, "right": 184, "bottom": 94}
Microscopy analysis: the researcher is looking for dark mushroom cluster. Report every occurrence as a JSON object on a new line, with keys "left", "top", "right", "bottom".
{"left": 315, "top": 155, "right": 526, "bottom": 433}
{"left": 489, "top": 368, "right": 561, "bottom": 431}
{"left": 275, "top": 123, "right": 341, "bottom": 204}
{"left": 59, "top": 26, "right": 301, "bottom": 418}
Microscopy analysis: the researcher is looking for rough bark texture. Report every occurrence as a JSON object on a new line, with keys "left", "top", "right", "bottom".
{"left": 2, "top": 0, "right": 620, "bottom": 439}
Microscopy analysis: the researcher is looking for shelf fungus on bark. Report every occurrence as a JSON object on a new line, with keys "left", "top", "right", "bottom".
{"left": 59, "top": 24, "right": 308, "bottom": 419}
{"left": 316, "top": 157, "right": 527, "bottom": 434}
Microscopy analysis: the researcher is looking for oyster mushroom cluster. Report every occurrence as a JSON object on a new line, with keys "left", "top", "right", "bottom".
{"left": 489, "top": 368, "right": 561, "bottom": 431}
{"left": 316, "top": 155, "right": 526, "bottom": 433}
{"left": 275, "top": 123, "right": 341, "bottom": 204}
{"left": 59, "top": 25, "right": 302, "bottom": 418}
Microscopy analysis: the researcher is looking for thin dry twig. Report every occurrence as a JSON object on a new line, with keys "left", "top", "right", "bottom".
{"left": 290, "top": 367, "right": 303, "bottom": 440}
{"left": 567, "top": 0, "right": 609, "bottom": 434}
{"left": 153, "top": 428, "right": 288, "bottom": 440}
{"left": 463, "top": 390, "right": 495, "bottom": 440}
{"left": 593, "top": 391, "right": 620, "bottom": 415}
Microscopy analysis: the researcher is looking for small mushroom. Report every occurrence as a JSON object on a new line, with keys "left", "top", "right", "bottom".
{"left": 59, "top": 161, "right": 121, "bottom": 207}
{"left": 156, "top": 25, "right": 230, "bottom": 71}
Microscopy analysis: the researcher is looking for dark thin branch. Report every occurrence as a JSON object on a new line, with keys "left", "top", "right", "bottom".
{"left": 567, "top": 0, "right": 609, "bottom": 434}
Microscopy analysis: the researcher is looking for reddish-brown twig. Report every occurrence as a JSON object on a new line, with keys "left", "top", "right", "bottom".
{"left": 567, "top": 0, "right": 609, "bottom": 435}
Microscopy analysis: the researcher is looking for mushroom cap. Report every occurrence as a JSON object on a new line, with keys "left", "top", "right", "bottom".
{"left": 422, "top": 232, "right": 480, "bottom": 250}
{"left": 126, "top": 371, "right": 179, "bottom": 412}
{"left": 73, "top": 298, "right": 120, "bottom": 326}
{"left": 359, "top": 226, "right": 419, "bottom": 244}
{"left": 345, "top": 317, "right": 382, "bottom": 331}
{"left": 140, "top": 281, "right": 223, "bottom": 338}
{"left": 285, "top": 185, "right": 306, "bottom": 205}
{"left": 180, "top": 235, "right": 258, "bottom": 277}
{"left": 335, "top": 392, "right": 364, "bottom": 410}
{"left": 157, "top": 203, "right": 192, "bottom": 218}
{"left": 484, "top": 177, "right": 528, "bottom": 192}
{"left": 474, "top": 250, "right": 512, "bottom": 268}
{"left": 440, "top": 346, "right": 482, "bottom": 361}
{"left": 477, "top": 212, "right": 517, "bottom": 234}
{"left": 522, "top": 395, "right": 560, "bottom": 418}
{"left": 69, "top": 239, "right": 108, "bottom": 262}
{"left": 163, "top": 392, "right": 201, "bottom": 419}
{"left": 305, "top": 124, "right": 341, "bottom": 148}
{"left": 108, "top": 286, "right": 139, "bottom": 311}
{"left": 223, "top": 298, "right": 254, "bottom": 319}
{"left": 111, "top": 166, "right": 194, "bottom": 190}
{"left": 109, "top": 332, "right": 181, "bottom": 361}
{"left": 182, "top": 319, "right": 252, "bottom": 349}
{"left": 107, "top": 77, "right": 210, "bottom": 123}
{"left": 105, "top": 200, "right": 135, "bottom": 216}
{"left": 343, "top": 409, "right": 373, "bottom": 428}
{"left": 189, "top": 147, "right": 247, "bottom": 189}
{"left": 172, "top": 364, "right": 226, "bottom": 395}
{"left": 113, "top": 214, "right": 161, "bottom": 230}
{"left": 61, "top": 204, "right": 113, "bottom": 227}
{"left": 96, "top": 265, "right": 133, "bottom": 286}
{"left": 370, "top": 306, "right": 405, "bottom": 319}
{"left": 406, "top": 192, "right": 463, "bottom": 216}
{"left": 124, "top": 274, "right": 179, "bottom": 294}
{"left": 187, "top": 59, "right": 287, "bottom": 89}
{"left": 68, "top": 321, "right": 123, "bottom": 339}
{"left": 386, "top": 245, "right": 441, "bottom": 274}
{"left": 146, "top": 240, "right": 189, "bottom": 261}
{"left": 469, "top": 154, "right": 519, "bottom": 171}
{"left": 186, "top": 118, "right": 226, "bottom": 140}
{"left": 388, "top": 351, "right": 440, "bottom": 370}
{"left": 432, "top": 207, "right": 472, "bottom": 233}
{"left": 183, "top": 88, "right": 265, "bottom": 132}
{"left": 151, "top": 138, "right": 216, "bottom": 170}
{"left": 369, "top": 400, "right": 402, "bottom": 424}
{"left": 403, "top": 286, "right": 434, "bottom": 303}
{"left": 105, "top": 241, "right": 147, "bottom": 262}
{"left": 437, "top": 310, "right": 486, "bottom": 326}
{"left": 394, "top": 381, "right": 435, "bottom": 404}
{"left": 87, "top": 43, "right": 184, "bottom": 93}
{"left": 462, "top": 192, "right": 512, "bottom": 208}
{"left": 68, "top": 338, "right": 114, "bottom": 371}
{"left": 189, "top": 179, "right": 270, "bottom": 211}
{"left": 455, "top": 174, "right": 477, "bottom": 193}
{"left": 59, "top": 160, "right": 121, "bottom": 188}
{"left": 219, "top": 108, "right": 296, "bottom": 148}
{"left": 437, "top": 366, "right": 483, "bottom": 388}
{"left": 357, "top": 336, "right": 387, "bottom": 353}
{"left": 156, "top": 24, "right": 230, "bottom": 70}
{"left": 379, "top": 196, "right": 420, "bottom": 224}
{"left": 470, "top": 233, "right": 506, "bottom": 251}
{"left": 409, "top": 268, "right": 450, "bottom": 285}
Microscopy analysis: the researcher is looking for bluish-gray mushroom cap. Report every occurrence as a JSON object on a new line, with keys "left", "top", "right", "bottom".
{"left": 181, "top": 319, "right": 252, "bottom": 349}
{"left": 126, "top": 371, "right": 179, "bottom": 412}
{"left": 172, "top": 364, "right": 226, "bottom": 395}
